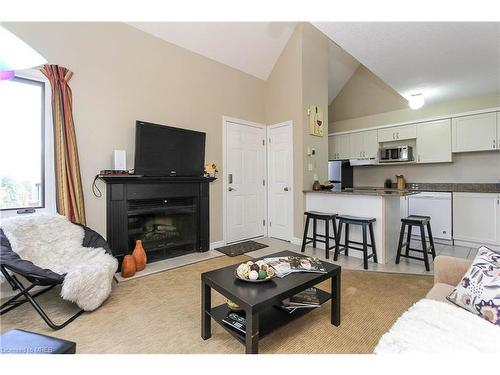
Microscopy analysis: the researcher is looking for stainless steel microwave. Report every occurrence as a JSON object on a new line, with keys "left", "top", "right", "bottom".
{"left": 379, "top": 145, "right": 413, "bottom": 163}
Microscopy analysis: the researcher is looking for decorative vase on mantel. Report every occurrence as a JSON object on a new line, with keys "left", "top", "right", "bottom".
{"left": 132, "top": 240, "right": 147, "bottom": 271}
{"left": 121, "top": 255, "right": 137, "bottom": 278}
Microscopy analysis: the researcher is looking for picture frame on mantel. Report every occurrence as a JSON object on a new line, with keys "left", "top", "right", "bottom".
{"left": 308, "top": 104, "right": 324, "bottom": 137}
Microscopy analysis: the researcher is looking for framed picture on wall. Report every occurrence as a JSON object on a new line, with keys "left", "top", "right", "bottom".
{"left": 308, "top": 105, "right": 324, "bottom": 137}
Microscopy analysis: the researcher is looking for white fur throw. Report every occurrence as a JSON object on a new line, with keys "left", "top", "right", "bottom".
{"left": 1, "top": 214, "right": 117, "bottom": 311}
{"left": 374, "top": 298, "right": 500, "bottom": 354}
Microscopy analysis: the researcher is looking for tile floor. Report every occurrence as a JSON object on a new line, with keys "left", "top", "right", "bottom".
{"left": 247, "top": 237, "right": 477, "bottom": 276}
{"left": 115, "top": 236, "right": 477, "bottom": 280}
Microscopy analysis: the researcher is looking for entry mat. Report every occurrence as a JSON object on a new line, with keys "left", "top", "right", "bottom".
{"left": 215, "top": 240, "right": 269, "bottom": 257}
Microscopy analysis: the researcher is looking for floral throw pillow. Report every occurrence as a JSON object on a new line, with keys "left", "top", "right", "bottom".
{"left": 447, "top": 246, "right": 500, "bottom": 326}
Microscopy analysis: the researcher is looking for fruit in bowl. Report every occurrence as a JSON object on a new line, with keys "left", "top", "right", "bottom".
{"left": 236, "top": 260, "right": 275, "bottom": 282}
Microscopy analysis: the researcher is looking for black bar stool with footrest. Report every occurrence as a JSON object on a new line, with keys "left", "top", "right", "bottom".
{"left": 396, "top": 215, "right": 436, "bottom": 271}
{"left": 334, "top": 215, "right": 378, "bottom": 270}
{"left": 300, "top": 211, "right": 339, "bottom": 259}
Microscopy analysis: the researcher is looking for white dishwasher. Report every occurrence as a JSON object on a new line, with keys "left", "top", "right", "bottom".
{"left": 407, "top": 192, "right": 452, "bottom": 240}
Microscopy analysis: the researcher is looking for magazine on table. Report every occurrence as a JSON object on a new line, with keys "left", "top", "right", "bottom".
{"left": 277, "top": 288, "right": 322, "bottom": 314}
{"left": 264, "top": 256, "right": 326, "bottom": 278}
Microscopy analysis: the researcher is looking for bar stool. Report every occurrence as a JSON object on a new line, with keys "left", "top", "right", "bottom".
{"left": 334, "top": 215, "right": 377, "bottom": 270}
{"left": 396, "top": 215, "right": 436, "bottom": 271}
{"left": 300, "top": 211, "right": 339, "bottom": 259}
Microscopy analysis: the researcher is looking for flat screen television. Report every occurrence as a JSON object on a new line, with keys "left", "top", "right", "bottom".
{"left": 134, "top": 121, "right": 206, "bottom": 177}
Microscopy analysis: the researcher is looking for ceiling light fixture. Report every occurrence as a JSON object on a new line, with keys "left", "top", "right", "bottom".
{"left": 408, "top": 93, "right": 425, "bottom": 110}
{"left": 0, "top": 26, "right": 47, "bottom": 81}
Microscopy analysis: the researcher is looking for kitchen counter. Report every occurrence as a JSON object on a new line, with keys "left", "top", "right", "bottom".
{"left": 405, "top": 182, "right": 500, "bottom": 193}
{"left": 303, "top": 188, "right": 419, "bottom": 197}
{"left": 304, "top": 190, "right": 403, "bottom": 264}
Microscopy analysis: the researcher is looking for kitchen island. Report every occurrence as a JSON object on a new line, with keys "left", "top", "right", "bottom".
{"left": 304, "top": 188, "right": 419, "bottom": 264}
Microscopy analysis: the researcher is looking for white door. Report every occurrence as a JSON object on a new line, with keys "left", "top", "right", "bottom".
{"left": 416, "top": 119, "right": 452, "bottom": 163}
{"left": 268, "top": 122, "right": 293, "bottom": 241}
{"left": 225, "top": 120, "right": 266, "bottom": 243}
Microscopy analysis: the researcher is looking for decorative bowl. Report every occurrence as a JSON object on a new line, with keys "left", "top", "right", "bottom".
{"left": 234, "top": 270, "right": 274, "bottom": 283}
{"left": 234, "top": 260, "right": 275, "bottom": 283}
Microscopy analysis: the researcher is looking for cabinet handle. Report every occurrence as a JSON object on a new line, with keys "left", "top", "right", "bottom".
{"left": 494, "top": 139, "right": 496, "bottom": 149}
{"left": 397, "top": 132, "right": 400, "bottom": 139}
{"left": 392, "top": 132, "right": 395, "bottom": 140}
{"left": 497, "top": 195, "right": 499, "bottom": 205}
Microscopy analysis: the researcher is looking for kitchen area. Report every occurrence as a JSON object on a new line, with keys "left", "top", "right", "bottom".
{"left": 305, "top": 109, "right": 500, "bottom": 270}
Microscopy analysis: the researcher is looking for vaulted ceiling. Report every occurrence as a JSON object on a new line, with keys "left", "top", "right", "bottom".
{"left": 128, "top": 22, "right": 297, "bottom": 81}
{"left": 128, "top": 22, "right": 360, "bottom": 103}
{"left": 128, "top": 22, "right": 500, "bottom": 108}
{"left": 313, "top": 22, "right": 500, "bottom": 105}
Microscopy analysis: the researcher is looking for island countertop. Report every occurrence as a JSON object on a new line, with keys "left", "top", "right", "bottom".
{"left": 303, "top": 188, "right": 419, "bottom": 197}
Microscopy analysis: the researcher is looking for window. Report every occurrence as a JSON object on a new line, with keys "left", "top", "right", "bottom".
{"left": 0, "top": 70, "right": 55, "bottom": 214}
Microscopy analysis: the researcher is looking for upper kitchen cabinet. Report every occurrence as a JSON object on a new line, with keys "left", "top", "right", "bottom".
{"left": 416, "top": 119, "right": 452, "bottom": 163}
{"left": 329, "top": 134, "right": 351, "bottom": 160}
{"left": 452, "top": 112, "right": 497, "bottom": 152}
{"left": 378, "top": 124, "right": 416, "bottom": 143}
{"left": 349, "top": 130, "right": 378, "bottom": 158}
{"left": 497, "top": 112, "right": 500, "bottom": 148}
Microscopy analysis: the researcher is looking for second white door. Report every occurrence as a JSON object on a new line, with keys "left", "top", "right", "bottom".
{"left": 268, "top": 121, "right": 293, "bottom": 241}
{"left": 225, "top": 120, "right": 267, "bottom": 243}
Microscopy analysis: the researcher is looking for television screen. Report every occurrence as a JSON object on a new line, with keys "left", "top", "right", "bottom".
{"left": 134, "top": 121, "right": 206, "bottom": 177}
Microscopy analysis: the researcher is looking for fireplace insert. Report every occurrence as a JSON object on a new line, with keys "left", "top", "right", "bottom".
{"left": 127, "top": 197, "right": 198, "bottom": 262}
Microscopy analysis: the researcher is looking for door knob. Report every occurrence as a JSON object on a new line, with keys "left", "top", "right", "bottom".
{"left": 228, "top": 187, "right": 236, "bottom": 191}
{"left": 284, "top": 187, "right": 289, "bottom": 192}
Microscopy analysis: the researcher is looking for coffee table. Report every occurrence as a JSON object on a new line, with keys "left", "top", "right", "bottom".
{"left": 201, "top": 250, "right": 341, "bottom": 354}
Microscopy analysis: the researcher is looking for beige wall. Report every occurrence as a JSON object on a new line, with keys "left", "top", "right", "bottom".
{"left": 329, "top": 65, "right": 407, "bottom": 123}
{"left": 4, "top": 22, "right": 266, "bottom": 242}
{"left": 331, "top": 92, "right": 500, "bottom": 133}
{"left": 265, "top": 25, "right": 304, "bottom": 238}
{"left": 265, "top": 23, "right": 329, "bottom": 238}
{"left": 301, "top": 23, "right": 329, "bottom": 189}
{"left": 354, "top": 152, "right": 500, "bottom": 186}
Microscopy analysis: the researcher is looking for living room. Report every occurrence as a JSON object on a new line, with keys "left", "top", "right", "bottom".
{"left": 1, "top": 0, "right": 500, "bottom": 371}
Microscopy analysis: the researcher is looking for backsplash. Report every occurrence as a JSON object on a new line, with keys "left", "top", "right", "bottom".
{"left": 353, "top": 151, "right": 500, "bottom": 186}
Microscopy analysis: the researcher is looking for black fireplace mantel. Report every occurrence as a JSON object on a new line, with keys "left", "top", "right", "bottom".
{"left": 99, "top": 175, "right": 216, "bottom": 267}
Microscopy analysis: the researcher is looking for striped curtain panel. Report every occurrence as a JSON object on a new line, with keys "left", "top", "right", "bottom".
{"left": 41, "top": 65, "right": 86, "bottom": 225}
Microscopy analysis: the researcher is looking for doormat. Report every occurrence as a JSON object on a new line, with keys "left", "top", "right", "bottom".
{"left": 215, "top": 241, "right": 269, "bottom": 257}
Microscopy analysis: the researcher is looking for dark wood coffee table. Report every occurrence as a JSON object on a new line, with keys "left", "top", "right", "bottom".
{"left": 201, "top": 250, "right": 341, "bottom": 354}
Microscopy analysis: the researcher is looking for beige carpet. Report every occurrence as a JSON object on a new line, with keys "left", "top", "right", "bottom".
{"left": 0, "top": 255, "right": 433, "bottom": 354}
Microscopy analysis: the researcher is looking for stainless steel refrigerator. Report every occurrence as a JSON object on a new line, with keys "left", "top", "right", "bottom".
{"left": 328, "top": 160, "right": 353, "bottom": 191}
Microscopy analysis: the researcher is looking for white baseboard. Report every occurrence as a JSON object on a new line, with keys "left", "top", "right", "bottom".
{"left": 453, "top": 240, "right": 500, "bottom": 252}
{"left": 210, "top": 240, "right": 225, "bottom": 250}
{"left": 291, "top": 237, "right": 302, "bottom": 246}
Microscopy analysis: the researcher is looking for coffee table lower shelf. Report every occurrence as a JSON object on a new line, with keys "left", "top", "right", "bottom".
{"left": 209, "top": 288, "right": 331, "bottom": 344}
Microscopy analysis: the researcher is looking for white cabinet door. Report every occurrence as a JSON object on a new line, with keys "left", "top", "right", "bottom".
{"left": 337, "top": 134, "right": 351, "bottom": 159}
{"left": 329, "top": 134, "right": 351, "bottom": 160}
{"left": 416, "top": 119, "right": 452, "bottom": 163}
{"left": 378, "top": 124, "right": 416, "bottom": 142}
{"left": 453, "top": 192, "right": 500, "bottom": 245}
{"left": 452, "top": 112, "right": 497, "bottom": 152}
{"left": 349, "top": 132, "right": 364, "bottom": 158}
{"left": 497, "top": 112, "right": 500, "bottom": 150}
{"left": 363, "top": 130, "right": 379, "bottom": 158}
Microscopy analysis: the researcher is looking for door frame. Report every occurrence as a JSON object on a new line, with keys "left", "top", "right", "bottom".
{"left": 267, "top": 121, "right": 294, "bottom": 242}
{"left": 222, "top": 116, "right": 268, "bottom": 245}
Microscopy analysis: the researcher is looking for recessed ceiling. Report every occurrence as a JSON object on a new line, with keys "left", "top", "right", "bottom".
{"left": 128, "top": 22, "right": 297, "bottom": 80}
{"left": 328, "top": 41, "right": 360, "bottom": 103}
{"left": 314, "top": 22, "right": 500, "bottom": 105}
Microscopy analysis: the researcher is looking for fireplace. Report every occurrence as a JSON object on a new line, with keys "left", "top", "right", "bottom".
{"left": 100, "top": 176, "right": 215, "bottom": 267}
{"left": 127, "top": 197, "right": 198, "bottom": 262}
